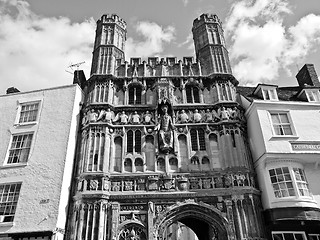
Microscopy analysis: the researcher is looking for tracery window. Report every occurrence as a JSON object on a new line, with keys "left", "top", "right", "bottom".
{"left": 186, "top": 85, "right": 200, "bottom": 103}
{"left": 119, "top": 225, "right": 147, "bottom": 240}
{"left": 218, "top": 83, "right": 233, "bottom": 101}
{"left": 82, "top": 127, "right": 105, "bottom": 172}
{"left": 127, "top": 130, "right": 142, "bottom": 153}
{"left": 128, "top": 86, "right": 142, "bottom": 104}
{"left": 190, "top": 129, "right": 206, "bottom": 151}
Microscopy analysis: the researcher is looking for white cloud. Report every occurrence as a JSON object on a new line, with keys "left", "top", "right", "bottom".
{"left": 125, "top": 21, "right": 175, "bottom": 59}
{"left": 0, "top": 0, "right": 95, "bottom": 93}
{"left": 178, "top": 33, "right": 194, "bottom": 51}
{"left": 182, "top": 0, "right": 189, "bottom": 7}
{"left": 225, "top": 0, "right": 320, "bottom": 85}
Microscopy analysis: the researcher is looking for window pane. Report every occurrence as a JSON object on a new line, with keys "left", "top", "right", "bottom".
{"left": 19, "top": 103, "right": 39, "bottom": 123}
{"left": 279, "top": 114, "right": 289, "bottom": 123}
{"left": 7, "top": 134, "right": 33, "bottom": 164}
{"left": 0, "top": 183, "right": 21, "bottom": 222}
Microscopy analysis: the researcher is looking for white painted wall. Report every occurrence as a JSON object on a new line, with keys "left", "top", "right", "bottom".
{"left": 0, "top": 85, "right": 83, "bottom": 235}
{"left": 243, "top": 100, "right": 320, "bottom": 210}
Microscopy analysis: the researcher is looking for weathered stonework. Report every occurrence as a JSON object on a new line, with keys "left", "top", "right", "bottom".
{"left": 66, "top": 13, "right": 266, "bottom": 240}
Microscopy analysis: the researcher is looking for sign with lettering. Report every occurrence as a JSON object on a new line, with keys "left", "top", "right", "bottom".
{"left": 291, "top": 142, "right": 320, "bottom": 151}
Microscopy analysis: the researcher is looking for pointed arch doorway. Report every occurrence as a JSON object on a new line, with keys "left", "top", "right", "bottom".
{"left": 155, "top": 202, "right": 231, "bottom": 240}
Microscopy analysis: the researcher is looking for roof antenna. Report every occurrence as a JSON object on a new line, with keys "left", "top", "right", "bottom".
{"left": 65, "top": 61, "right": 85, "bottom": 74}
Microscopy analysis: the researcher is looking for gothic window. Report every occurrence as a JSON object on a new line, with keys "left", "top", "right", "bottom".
{"left": 128, "top": 86, "right": 142, "bottom": 104}
{"left": 218, "top": 83, "right": 233, "bottom": 101}
{"left": 124, "top": 158, "right": 132, "bottom": 172}
{"left": 94, "top": 83, "right": 108, "bottom": 102}
{"left": 86, "top": 128, "right": 105, "bottom": 172}
{"left": 202, "top": 156, "right": 210, "bottom": 170}
{"left": 169, "top": 157, "right": 178, "bottom": 171}
{"left": 135, "top": 130, "right": 141, "bottom": 153}
{"left": 145, "top": 135, "right": 155, "bottom": 171}
{"left": 157, "top": 158, "right": 165, "bottom": 172}
{"left": 127, "top": 130, "right": 133, "bottom": 153}
{"left": 127, "top": 130, "right": 142, "bottom": 153}
{"left": 190, "top": 129, "right": 206, "bottom": 151}
{"left": 119, "top": 225, "right": 147, "bottom": 240}
{"left": 135, "top": 158, "right": 144, "bottom": 172}
{"left": 186, "top": 85, "right": 200, "bottom": 103}
{"left": 114, "top": 136, "right": 123, "bottom": 172}
{"left": 191, "top": 156, "right": 200, "bottom": 165}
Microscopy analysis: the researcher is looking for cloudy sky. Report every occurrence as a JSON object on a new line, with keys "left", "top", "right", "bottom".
{"left": 1, "top": 0, "right": 320, "bottom": 93}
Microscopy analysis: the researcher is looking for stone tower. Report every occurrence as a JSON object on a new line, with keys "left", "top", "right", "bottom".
{"left": 66, "top": 13, "right": 266, "bottom": 240}
{"left": 192, "top": 13, "right": 232, "bottom": 75}
{"left": 90, "top": 14, "right": 127, "bottom": 75}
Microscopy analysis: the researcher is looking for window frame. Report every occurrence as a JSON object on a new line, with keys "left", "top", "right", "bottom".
{"left": 0, "top": 182, "right": 22, "bottom": 223}
{"left": 269, "top": 111, "right": 296, "bottom": 137}
{"left": 268, "top": 165, "right": 312, "bottom": 199}
{"left": 272, "top": 231, "right": 307, "bottom": 240}
{"left": 185, "top": 85, "right": 200, "bottom": 104}
{"left": 5, "top": 133, "right": 34, "bottom": 166}
{"left": 126, "top": 129, "right": 142, "bottom": 154}
{"left": 305, "top": 89, "right": 320, "bottom": 102}
{"left": 190, "top": 128, "right": 206, "bottom": 151}
{"left": 128, "top": 85, "right": 142, "bottom": 105}
{"left": 15, "top": 100, "right": 42, "bottom": 125}
{"left": 262, "top": 88, "right": 278, "bottom": 101}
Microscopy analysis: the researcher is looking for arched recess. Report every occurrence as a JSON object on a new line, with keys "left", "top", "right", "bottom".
{"left": 154, "top": 202, "right": 231, "bottom": 240}
{"left": 118, "top": 222, "right": 147, "bottom": 240}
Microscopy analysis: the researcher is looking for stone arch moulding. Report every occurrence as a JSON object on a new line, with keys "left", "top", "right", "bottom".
{"left": 154, "top": 201, "right": 232, "bottom": 240}
{"left": 118, "top": 221, "right": 147, "bottom": 240}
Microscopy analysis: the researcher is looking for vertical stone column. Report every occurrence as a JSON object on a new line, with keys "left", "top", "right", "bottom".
{"left": 148, "top": 202, "right": 155, "bottom": 240}
{"left": 111, "top": 202, "right": 120, "bottom": 240}
{"left": 224, "top": 199, "right": 236, "bottom": 240}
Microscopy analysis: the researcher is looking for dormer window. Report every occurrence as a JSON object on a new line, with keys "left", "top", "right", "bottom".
{"left": 306, "top": 89, "right": 320, "bottom": 102}
{"left": 253, "top": 84, "right": 278, "bottom": 101}
{"left": 262, "top": 89, "right": 277, "bottom": 100}
{"left": 297, "top": 88, "right": 320, "bottom": 102}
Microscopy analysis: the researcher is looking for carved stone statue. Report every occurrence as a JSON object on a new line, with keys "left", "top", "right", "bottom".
{"left": 105, "top": 108, "right": 113, "bottom": 123}
{"left": 143, "top": 111, "right": 153, "bottom": 124}
{"left": 193, "top": 109, "right": 202, "bottom": 123}
{"left": 155, "top": 105, "right": 174, "bottom": 153}
{"left": 130, "top": 111, "right": 141, "bottom": 124}
{"left": 177, "top": 110, "right": 189, "bottom": 123}
{"left": 219, "top": 107, "right": 230, "bottom": 120}
{"left": 88, "top": 109, "right": 98, "bottom": 122}
{"left": 119, "top": 111, "right": 129, "bottom": 124}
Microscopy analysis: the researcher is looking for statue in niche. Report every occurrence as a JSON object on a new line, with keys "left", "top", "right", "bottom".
{"left": 155, "top": 105, "right": 174, "bottom": 153}
{"left": 97, "top": 108, "right": 114, "bottom": 123}
{"left": 204, "top": 109, "right": 213, "bottom": 122}
{"left": 88, "top": 109, "right": 98, "bottom": 122}
{"left": 192, "top": 109, "right": 202, "bottom": 123}
{"left": 114, "top": 111, "right": 129, "bottom": 124}
{"left": 177, "top": 110, "right": 189, "bottom": 123}
{"left": 143, "top": 111, "right": 153, "bottom": 124}
{"left": 130, "top": 111, "right": 141, "bottom": 124}
{"left": 218, "top": 107, "right": 230, "bottom": 120}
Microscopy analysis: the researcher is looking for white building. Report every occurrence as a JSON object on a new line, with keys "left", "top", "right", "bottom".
{"left": 0, "top": 83, "right": 83, "bottom": 240}
{"left": 238, "top": 64, "right": 320, "bottom": 240}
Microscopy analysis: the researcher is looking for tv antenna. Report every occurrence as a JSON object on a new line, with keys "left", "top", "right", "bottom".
{"left": 65, "top": 61, "right": 85, "bottom": 74}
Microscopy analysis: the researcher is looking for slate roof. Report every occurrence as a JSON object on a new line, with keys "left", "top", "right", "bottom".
{"left": 237, "top": 85, "right": 307, "bottom": 102}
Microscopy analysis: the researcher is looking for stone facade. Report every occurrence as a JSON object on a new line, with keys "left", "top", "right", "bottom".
{"left": 66, "top": 14, "right": 266, "bottom": 240}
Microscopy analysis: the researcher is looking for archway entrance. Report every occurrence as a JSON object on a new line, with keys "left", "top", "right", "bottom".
{"left": 164, "top": 217, "right": 218, "bottom": 240}
{"left": 156, "top": 203, "right": 229, "bottom": 240}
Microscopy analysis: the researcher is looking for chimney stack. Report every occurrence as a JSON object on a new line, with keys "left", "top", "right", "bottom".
{"left": 296, "top": 64, "right": 320, "bottom": 87}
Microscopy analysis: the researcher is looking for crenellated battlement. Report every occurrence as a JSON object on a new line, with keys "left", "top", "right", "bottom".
{"left": 192, "top": 13, "right": 222, "bottom": 29}
{"left": 99, "top": 13, "right": 127, "bottom": 29}
{"left": 114, "top": 57, "right": 203, "bottom": 77}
